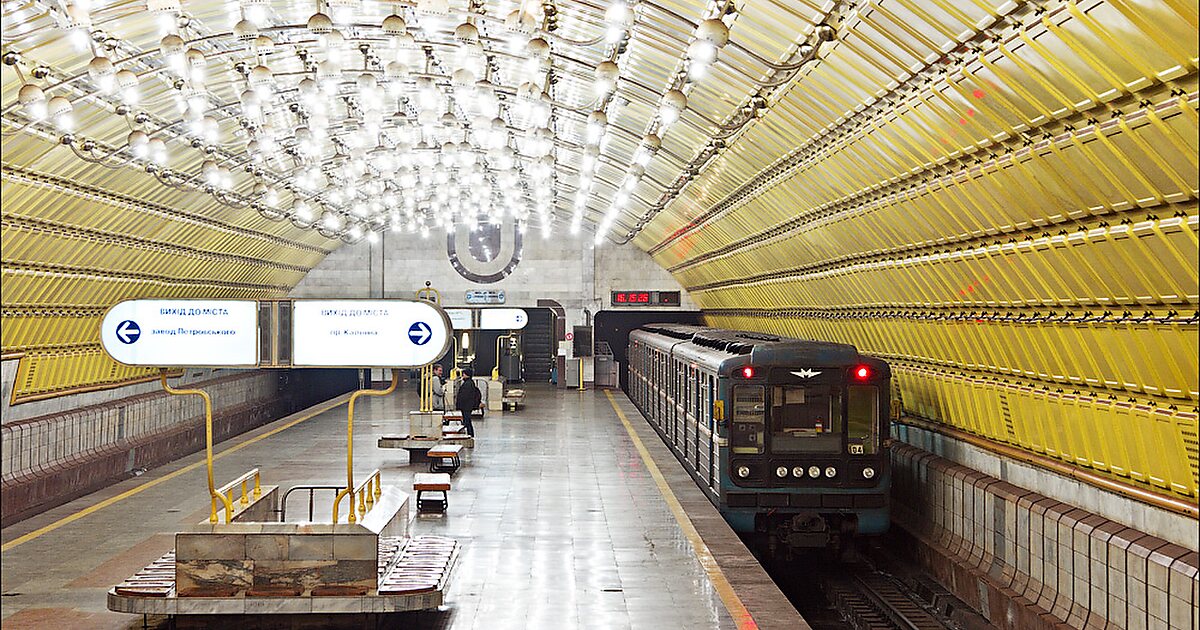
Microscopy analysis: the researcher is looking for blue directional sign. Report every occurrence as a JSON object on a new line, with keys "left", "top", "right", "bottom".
{"left": 408, "top": 321, "right": 433, "bottom": 345}
{"left": 116, "top": 320, "right": 141, "bottom": 344}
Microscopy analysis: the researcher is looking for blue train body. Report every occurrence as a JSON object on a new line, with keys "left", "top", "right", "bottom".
{"left": 627, "top": 324, "right": 892, "bottom": 551}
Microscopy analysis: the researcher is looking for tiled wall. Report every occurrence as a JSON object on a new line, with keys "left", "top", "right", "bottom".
{"left": 1, "top": 372, "right": 275, "bottom": 479}
{"left": 892, "top": 444, "right": 1199, "bottom": 630}
{"left": 1, "top": 371, "right": 285, "bottom": 524}
{"left": 289, "top": 232, "right": 697, "bottom": 318}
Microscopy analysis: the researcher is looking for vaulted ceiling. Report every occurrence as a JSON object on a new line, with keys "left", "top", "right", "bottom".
{"left": 2, "top": 0, "right": 1197, "bottom": 502}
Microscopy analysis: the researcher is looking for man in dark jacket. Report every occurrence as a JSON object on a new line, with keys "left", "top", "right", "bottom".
{"left": 454, "top": 369, "right": 482, "bottom": 438}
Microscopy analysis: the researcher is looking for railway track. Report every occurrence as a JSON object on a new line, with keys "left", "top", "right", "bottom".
{"left": 763, "top": 539, "right": 991, "bottom": 630}
{"left": 827, "top": 571, "right": 955, "bottom": 630}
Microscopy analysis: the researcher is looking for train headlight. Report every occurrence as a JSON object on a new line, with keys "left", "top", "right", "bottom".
{"left": 824, "top": 466, "right": 837, "bottom": 478}
{"left": 792, "top": 466, "right": 805, "bottom": 478}
{"left": 862, "top": 467, "right": 876, "bottom": 479}
{"left": 775, "top": 466, "right": 789, "bottom": 478}
{"left": 736, "top": 465, "right": 750, "bottom": 479}
{"left": 808, "top": 466, "right": 821, "bottom": 478}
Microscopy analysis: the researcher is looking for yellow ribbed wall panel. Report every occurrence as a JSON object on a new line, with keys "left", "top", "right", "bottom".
{"left": 2, "top": 155, "right": 336, "bottom": 400}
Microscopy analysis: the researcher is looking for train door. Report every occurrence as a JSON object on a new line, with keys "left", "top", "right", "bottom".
{"left": 682, "top": 365, "right": 690, "bottom": 459}
{"left": 657, "top": 348, "right": 667, "bottom": 427}
{"left": 694, "top": 368, "right": 702, "bottom": 466}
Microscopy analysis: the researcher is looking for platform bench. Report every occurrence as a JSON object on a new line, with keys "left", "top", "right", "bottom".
{"left": 427, "top": 444, "right": 463, "bottom": 474}
{"left": 413, "top": 473, "right": 451, "bottom": 513}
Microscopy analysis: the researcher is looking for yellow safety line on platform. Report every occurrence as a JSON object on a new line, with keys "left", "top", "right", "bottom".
{"left": 604, "top": 390, "right": 759, "bottom": 630}
{"left": 0, "top": 394, "right": 352, "bottom": 552}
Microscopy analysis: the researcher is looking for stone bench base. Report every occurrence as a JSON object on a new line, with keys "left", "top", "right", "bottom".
{"left": 108, "top": 536, "right": 459, "bottom": 616}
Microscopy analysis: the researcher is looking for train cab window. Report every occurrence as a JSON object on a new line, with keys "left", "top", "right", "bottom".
{"left": 769, "top": 386, "right": 843, "bottom": 453}
{"left": 846, "top": 385, "right": 878, "bottom": 454}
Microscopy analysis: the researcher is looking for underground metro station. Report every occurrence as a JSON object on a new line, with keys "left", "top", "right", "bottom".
{"left": 1, "top": 0, "right": 1197, "bottom": 628}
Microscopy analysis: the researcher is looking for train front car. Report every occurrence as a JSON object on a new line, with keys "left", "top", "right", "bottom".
{"left": 718, "top": 335, "right": 892, "bottom": 553}
{"left": 627, "top": 324, "right": 892, "bottom": 555}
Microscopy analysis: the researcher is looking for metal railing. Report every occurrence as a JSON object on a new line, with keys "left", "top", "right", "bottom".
{"left": 215, "top": 468, "right": 262, "bottom": 523}
{"left": 331, "top": 370, "right": 398, "bottom": 523}
{"left": 280, "top": 485, "right": 343, "bottom": 522}
{"left": 333, "top": 469, "right": 383, "bottom": 523}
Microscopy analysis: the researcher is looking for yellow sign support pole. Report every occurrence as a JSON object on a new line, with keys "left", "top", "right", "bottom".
{"left": 492, "top": 334, "right": 511, "bottom": 380}
{"left": 333, "top": 369, "right": 398, "bottom": 523}
{"left": 160, "top": 371, "right": 232, "bottom": 523}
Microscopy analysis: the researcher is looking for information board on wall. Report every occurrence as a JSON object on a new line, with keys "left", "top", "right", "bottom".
{"left": 291, "top": 300, "right": 451, "bottom": 367}
{"left": 100, "top": 299, "right": 259, "bottom": 366}
{"left": 445, "top": 308, "right": 473, "bottom": 329}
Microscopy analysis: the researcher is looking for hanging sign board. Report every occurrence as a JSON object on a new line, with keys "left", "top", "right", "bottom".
{"left": 465, "top": 290, "right": 506, "bottom": 304}
{"left": 100, "top": 299, "right": 259, "bottom": 366}
{"left": 291, "top": 300, "right": 451, "bottom": 367}
{"left": 445, "top": 308, "right": 474, "bottom": 329}
{"left": 478, "top": 308, "right": 528, "bottom": 330}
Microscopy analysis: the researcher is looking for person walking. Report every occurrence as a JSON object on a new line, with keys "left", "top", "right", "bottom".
{"left": 454, "top": 369, "right": 482, "bottom": 438}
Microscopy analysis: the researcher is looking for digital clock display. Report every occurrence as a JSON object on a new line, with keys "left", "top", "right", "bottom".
{"left": 611, "top": 291, "right": 681, "bottom": 306}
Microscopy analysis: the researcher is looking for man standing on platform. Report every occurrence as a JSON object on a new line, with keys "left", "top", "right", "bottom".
{"left": 455, "top": 369, "right": 482, "bottom": 438}
{"left": 432, "top": 364, "right": 446, "bottom": 411}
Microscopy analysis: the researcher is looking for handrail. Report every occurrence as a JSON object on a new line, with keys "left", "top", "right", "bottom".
{"left": 333, "top": 469, "right": 383, "bottom": 523}
{"left": 160, "top": 371, "right": 232, "bottom": 523}
{"left": 280, "top": 485, "right": 343, "bottom": 522}
{"left": 215, "top": 468, "right": 262, "bottom": 523}
{"left": 332, "top": 371, "right": 399, "bottom": 523}
{"left": 355, "top": 469, "right": 383, "bottom": 521}
{"left": 492, "top": 334, "right": 512, "bottom": 380}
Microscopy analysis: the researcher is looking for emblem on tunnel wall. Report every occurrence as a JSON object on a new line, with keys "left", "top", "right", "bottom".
{"left": 446, "top": 217, "right": 523, "bottom": 284}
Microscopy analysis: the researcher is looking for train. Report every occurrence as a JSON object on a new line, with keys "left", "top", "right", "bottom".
{"left": 627, "top": 324, "right": 892, "bottom": 554}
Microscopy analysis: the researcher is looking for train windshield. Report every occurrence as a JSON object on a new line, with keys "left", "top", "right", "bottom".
{"left": 769, "top": 385, "right": 843, "bottom": 453}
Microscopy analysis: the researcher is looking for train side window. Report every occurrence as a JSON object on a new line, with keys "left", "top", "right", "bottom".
{"left": 847, "top": 385, "right": 878, "bottom": 454}
{"left": 769, "top": 385, "right": 843, "bottom": 453}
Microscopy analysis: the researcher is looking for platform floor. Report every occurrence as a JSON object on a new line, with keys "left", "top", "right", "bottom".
{"left": 1, "top": 384, "right": 804, "bottom": 629}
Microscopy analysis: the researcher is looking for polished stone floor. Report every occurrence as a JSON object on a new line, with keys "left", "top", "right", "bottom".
{"left": 1, "top": 383, "right": 801, "bottom": 629}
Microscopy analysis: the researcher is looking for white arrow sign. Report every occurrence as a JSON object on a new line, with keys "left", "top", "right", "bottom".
{"left": 100, "top": 299, "right": 259, "bottom": 366}
{"left": 291, "top": 300, "right": 451, "bottom": 367}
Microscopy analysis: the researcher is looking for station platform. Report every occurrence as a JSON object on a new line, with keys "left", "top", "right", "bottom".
{"left": 0, "top": 384, "right": 805, "bottom": 629}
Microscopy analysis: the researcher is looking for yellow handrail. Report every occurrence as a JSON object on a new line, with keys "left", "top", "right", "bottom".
{"left": 492, "top": 334, "right": 511, "bottom": 380}
{"left": 160, "top": 372, "right": 232, "bottom": 524}
{"left": 332, "top": 370, "right": 398, "bottom": 523}
{"left": 216, "top": 468, "right": 262, "bottom": 522}
{"left": 352, "top": 469, "right": 383, "bottom": 520}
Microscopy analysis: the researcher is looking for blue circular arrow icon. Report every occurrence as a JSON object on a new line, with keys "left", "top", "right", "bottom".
{"left": 116, "top": 320, "right": 141, "bottom": 344}
{"left": 408, "top": 322, "right": 432, "bottom": 345}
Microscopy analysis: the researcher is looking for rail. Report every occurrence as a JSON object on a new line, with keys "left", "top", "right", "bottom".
{"left": 280, "top": 485, "right": 343, "bottom": 522}
{"left": 333, "top": 469, "right": 382, "bottom": 523}
{"left": 159, "top": 372, "right": 232, "bottom": 523}
{"left": 331, "top": 370, "right": 398, "bottom": 523}
{"left": 214, "top": 468, "right": 262, "bottom": 523}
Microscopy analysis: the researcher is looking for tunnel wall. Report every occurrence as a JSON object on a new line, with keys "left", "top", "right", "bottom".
{"left": 0, "top": 368, "right": 356, "bottom": 526}
{"left": 645, "top": 0, "right": 1198, "bottom": 506}
{"left": 891, "top": 443, "right": 1199, "bottom": 630}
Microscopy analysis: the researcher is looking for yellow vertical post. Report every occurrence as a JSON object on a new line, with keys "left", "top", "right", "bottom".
{"left": 493, "top": 334, "right": 509, "bottom": 380}
{"left": 332, "top": 370, "right": 399, "bottom": 523}
{"left": 419, "top": 364, "right": 433, "bottom": 412}
{"left": 160, "top": 371, "right": 232, "bottom": 523}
